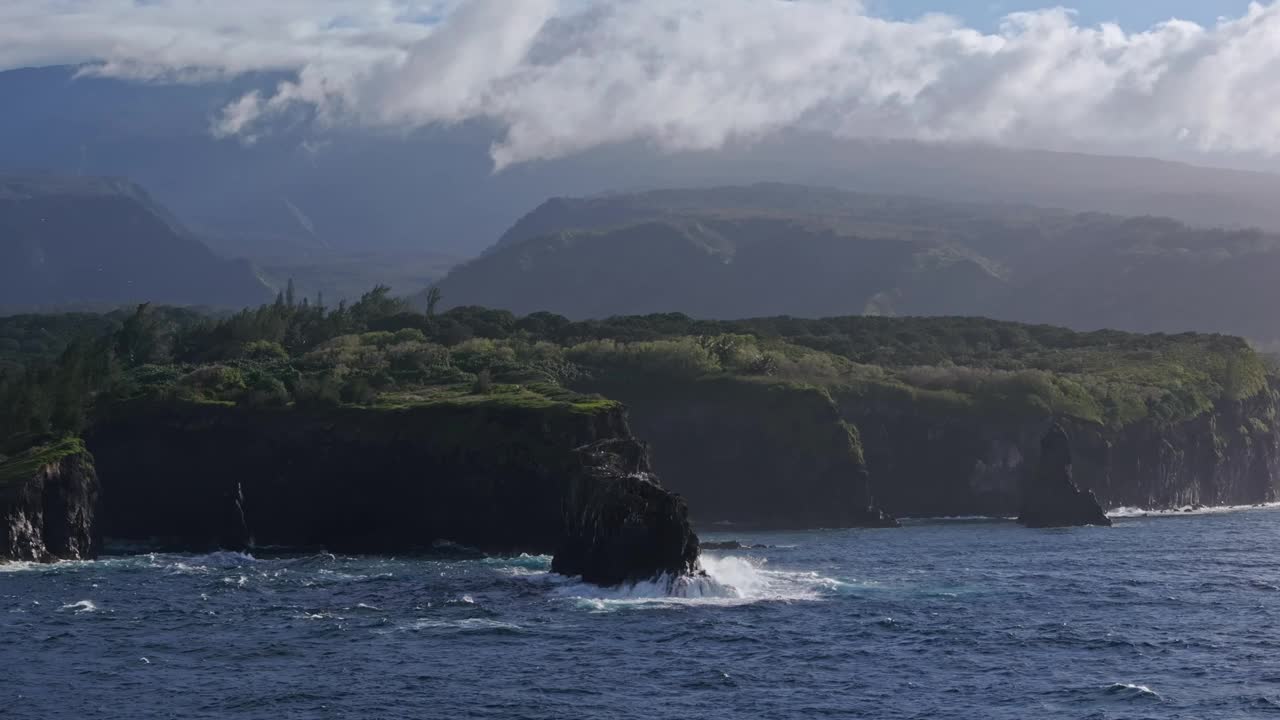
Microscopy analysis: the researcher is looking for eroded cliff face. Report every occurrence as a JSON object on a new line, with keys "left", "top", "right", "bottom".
{"left": 84, "top": 399, "right": 698, "bottom": 586}
{"left": 0, "top": 439, "right": 99, "bottom": 562}
{"left": 577, "top": 378, "right": 897, "bottom": 529}
{"left": 839, "top": 388, "right": 1280, "bottom": 518}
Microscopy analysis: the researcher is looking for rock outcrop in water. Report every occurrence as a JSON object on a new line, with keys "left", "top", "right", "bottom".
{"left": 1018, "top": 424, "right": 1111, "bottom": 528}
{"left": 0, "top": 438, "right": 99, "bottom": 562}
{"left": 576, "top": 377, "right": 898, "bottom": 529}
{"left": 554, "top": 438, "right": 699, "bottom": 586}
{"left": 84, "top": 398, "right": 698, "bottom": 586}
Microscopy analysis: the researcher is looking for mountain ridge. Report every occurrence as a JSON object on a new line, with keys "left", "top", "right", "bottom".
{"left": 424, "top": 184, "right": 1280, "bottom": 343}
{"left": 0, "top": 175, "right": 273, "bottom": 311}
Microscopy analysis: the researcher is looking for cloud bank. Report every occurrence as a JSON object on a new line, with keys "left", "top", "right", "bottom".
{"left": 6, "top": 0, "right": 1280, "bottom": 167}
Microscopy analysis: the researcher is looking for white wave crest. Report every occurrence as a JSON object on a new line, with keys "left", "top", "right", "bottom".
{"left": 483, "top": 553, "right": 552, "bottom": 570}
{"left": 1109, "top": 502, "right": 1280, "bottom": 519}
{"left": 1105, "top": 682, "right": 1162, "bottom": 700}
{"left": 0, "top": 557, "right": 112, "bottom": 573}
{"left": 558, "top": 554, "right": 848, "bottom": 611}
{"left": 59, "top": 600, "right": 97, "bottom": 614}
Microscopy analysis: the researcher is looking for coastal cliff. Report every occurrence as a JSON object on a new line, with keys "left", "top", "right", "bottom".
{"left": 0, "top": 438, "right": 99, "bottom": 562}
{"left": 839, "top": 388, "right": 1280, "bottom": 518}
{"left": 84, "top": 398, "right": 698, "bottom": 586}
{"left": 577, "top": 377, "right": 897, "bottom": 529}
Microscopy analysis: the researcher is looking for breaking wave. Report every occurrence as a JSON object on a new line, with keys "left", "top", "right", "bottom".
{"left": 1109, "top": 503, "right": 1280, "bottom": 519}
{"left": 1104, "top": 683, "right": 1163, "bottom": 701}
{"left": 0, "top": 561, "right": 45, "bottom": 573}
{"left": 556, "top": 554, "right": 851, "bottom": 611}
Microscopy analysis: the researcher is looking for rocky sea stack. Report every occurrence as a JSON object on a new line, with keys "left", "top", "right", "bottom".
{"left": 1019, "top": 424, "right": 1112, "bottom": 528}
{"left": 0, "top": 438, "right": 99, "bottom": 562}
{"left": 553, "top": 438, "right": 699, "bottom": 586}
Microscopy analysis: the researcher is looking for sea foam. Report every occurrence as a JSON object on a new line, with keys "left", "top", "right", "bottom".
{"left": 59, "top": 600, "right": 98, "bottom": 613}
{"left": 557, "top": 553, "right": 849, "bottom": 611}
{"left": 1104, "top": 683, "right": 1162, "bottom": 701}
{"left": 1109, "top": 502, "right": 1280, "bottom": 519}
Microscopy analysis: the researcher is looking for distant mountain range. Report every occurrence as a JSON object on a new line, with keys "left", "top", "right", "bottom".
{"left": 11, "top": 64, "right": 1280, "bottom": 262}
{"left": 426, "top": 184, "right": 1280, "bottom": 344}
{"left": 0, "top": 176, "right": 271, "bottom": 311}
{"left": 14, "top": 64, "right": 1280, "bottom": 336}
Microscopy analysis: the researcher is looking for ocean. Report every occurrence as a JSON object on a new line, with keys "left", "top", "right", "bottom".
{"left": 5, "top": 508, "right": 1280, "bottom": 719}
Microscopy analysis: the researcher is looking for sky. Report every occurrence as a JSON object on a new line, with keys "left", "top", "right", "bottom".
{"left": 4, "top": 1, "right": 1280, "bottom": 169}
{"left": 877, "top": 1, "right": 1252, "bottom": 30}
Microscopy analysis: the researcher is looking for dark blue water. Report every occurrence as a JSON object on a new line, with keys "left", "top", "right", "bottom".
{"left": 5, "top": 508, "right": 1280, "bottom": 719}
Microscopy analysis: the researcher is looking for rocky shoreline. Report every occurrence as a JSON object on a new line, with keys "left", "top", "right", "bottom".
{"left": 844, "top": 391, "right": 1280, "bottom": 521}
{"left": 9, "top": 381, "right": 1278, "bottom": 574}
{"left": 3, "top": 400, "right": 700, "bottom": 587}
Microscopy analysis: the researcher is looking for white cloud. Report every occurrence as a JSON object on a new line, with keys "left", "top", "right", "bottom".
{"left": 5, "top": 0, "right": 1280, "bottom": 168}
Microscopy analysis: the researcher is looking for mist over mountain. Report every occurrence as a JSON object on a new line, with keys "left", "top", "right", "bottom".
{"left": 428, "top": 184, "right": 1280, "bottom": 343}
{"left": 0, "top": 175, "right": 271, "bottom": 312}
{"left": 11, "top": 65, "right": 1280, "bottom": 268}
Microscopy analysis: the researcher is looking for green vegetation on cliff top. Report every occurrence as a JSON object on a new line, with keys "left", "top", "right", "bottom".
{"left": 0, "top": 288, "right": 1270, "bottom": 445}
{"left": 0, "top": 437, "right": 88, "bottom": 489}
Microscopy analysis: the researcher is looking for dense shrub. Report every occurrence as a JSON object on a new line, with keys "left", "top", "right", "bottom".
{"left": 242, "top": 372, "right": 290, "bottom": 408}
{"left": 242, "top": 340, "right": 288, "bottom": 361}
{"left": 178, "top": 365, "right": 246, "bottom": 402}
{"left": 568, "top": 338, "right": 721, "bottom": 379}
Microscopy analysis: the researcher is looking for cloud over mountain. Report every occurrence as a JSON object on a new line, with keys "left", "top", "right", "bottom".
{"left": 6, "top": 0, "right": 1280, "bottom": 168}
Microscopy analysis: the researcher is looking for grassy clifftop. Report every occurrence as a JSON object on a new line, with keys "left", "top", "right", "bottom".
{"left": 0, "top": 437, "right": 89, "bottom": 490}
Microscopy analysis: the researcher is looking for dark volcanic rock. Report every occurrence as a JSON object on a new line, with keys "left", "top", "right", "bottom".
{"left": 575, "top": 377, "right": 899, "bottom": 530}
{"left": 0, "top": 439, "right": 99, "bottom": 562}
{"left": 844, "top": 388, "right": 1280, "bottom": 518}
{"left": 1019, "top": 424, "right": 1112, "bottom": 528}
{"left": 85, "top": 399, "right": 699, "bottom": 586}
{"left": 553, "top": 439, "right": 699, "bottom": 586}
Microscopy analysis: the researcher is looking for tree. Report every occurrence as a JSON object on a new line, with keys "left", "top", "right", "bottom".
{"left": 286, "top": 278, "right": 297, "bottom": 308}
{"left": 350, "top": 286, "right": 409, "bottom": 329}
{"left": 114, "top": 304, "right": 169, "bottom": 366}
{"left": 425, "top": 287, "right": 443, "bottom": 318}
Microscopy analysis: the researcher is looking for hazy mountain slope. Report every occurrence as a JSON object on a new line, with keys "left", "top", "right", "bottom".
{"left": 998, "top": 219, "right": 1280, "bottom": 338}
{"left": 426, "top": 185, "right": 1280, "bottom": 342}
{"left": 12, "top": 66, "right": 1280, "bottom": 261}
{"left": 0, "top": 176, "right": 272, "bottom": 311}
{"left": 433, "top": 192, "right": 1009, "bottom": 319}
